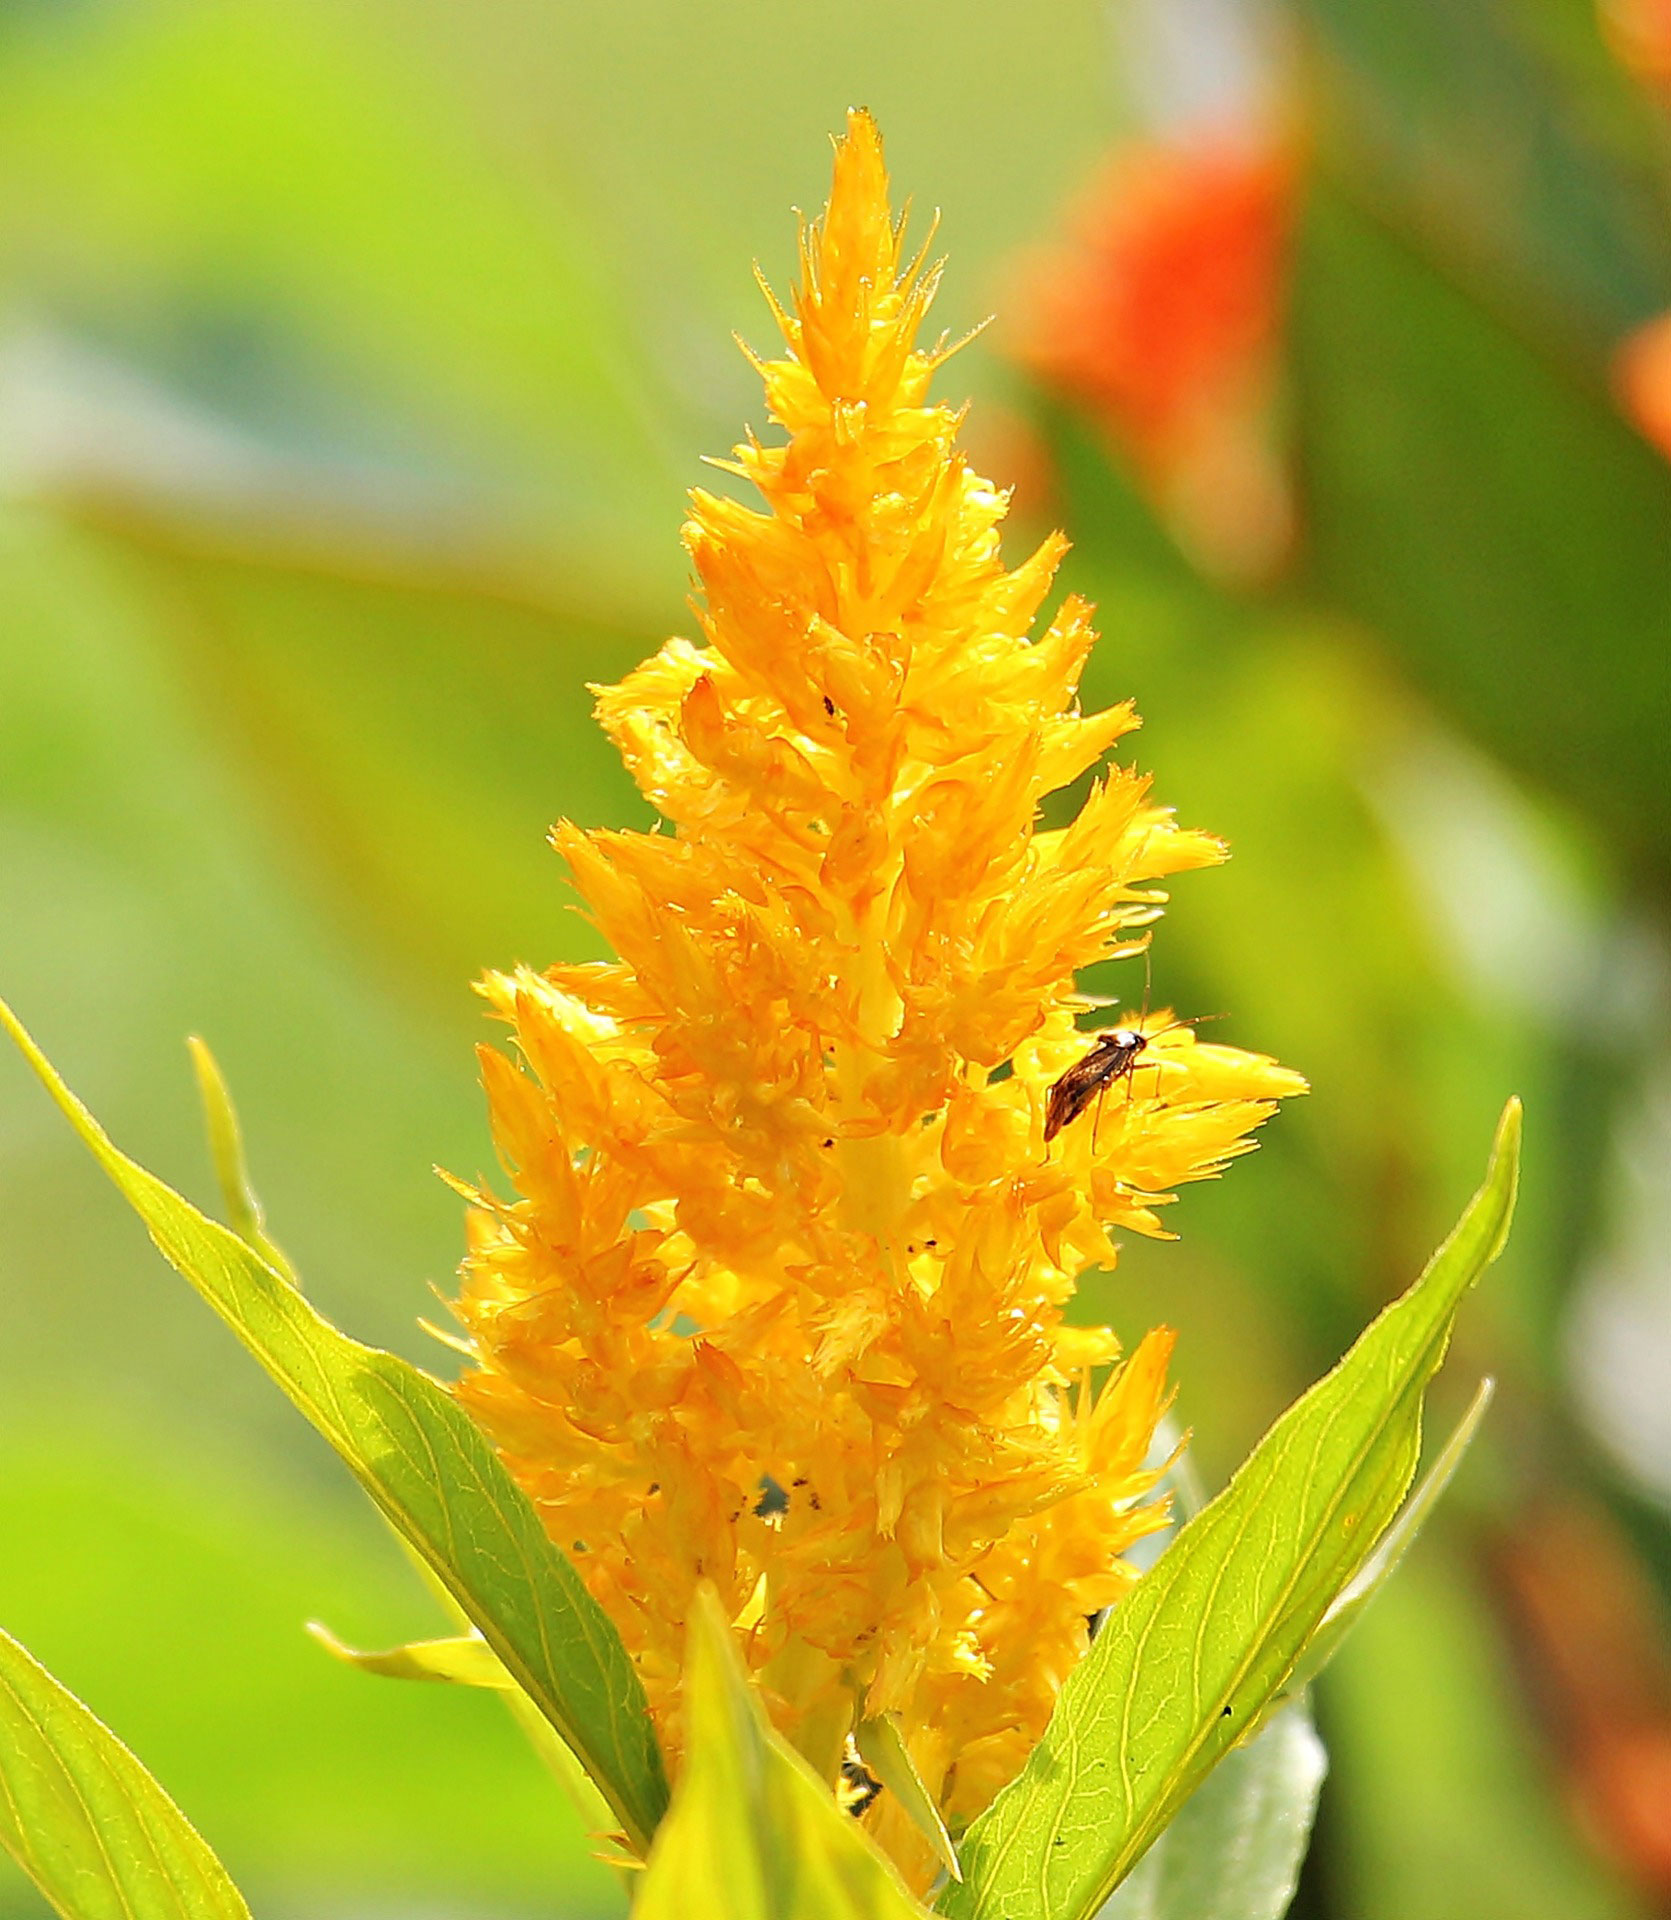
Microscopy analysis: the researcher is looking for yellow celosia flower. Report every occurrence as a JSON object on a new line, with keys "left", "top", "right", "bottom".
{"left": 450, "top": 110, "right": 1305, "bottom": 1886}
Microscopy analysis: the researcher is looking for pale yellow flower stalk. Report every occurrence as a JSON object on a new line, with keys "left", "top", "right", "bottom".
{"left": 450, "top": 110, "right": 1305, "bottom": 1887}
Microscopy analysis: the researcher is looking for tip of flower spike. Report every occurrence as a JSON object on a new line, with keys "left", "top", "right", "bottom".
{"left": 745, "top": 104, "right": 950, "bottom": 417}
{"left": 810, "top": 107, "right": 895, "bottom": 297}
{"left": 835, "top": 104, "right": 884, "bottom": 170}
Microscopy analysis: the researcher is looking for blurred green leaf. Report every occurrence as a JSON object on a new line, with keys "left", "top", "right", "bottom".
{"left": 1100, "top": 1703, "right": 1327, "bottom": 1920}
{"left": 941, "top": 1100, "right": 1521, "bottom": 1920}
{"left": 1326, "top": 1546, "right": 1645, "bottom": 1920}
{"left": 634, "top": 1589, "right": 926, "bottom": 1920}
{"left": 1288, "top": 1375, "right": 1495, "bottom": 1696}
{"left": 1293, "top": 187, "right": 1671, "bottom": 891}
{"left": 1296, "top": 0, "right": 1671, "bottom": 338}
{"left": 0, "top": 1622, "right": 250, "bottom": 1920}
{"left": 0, "top": 994, "right": 669, "bottom": 1857}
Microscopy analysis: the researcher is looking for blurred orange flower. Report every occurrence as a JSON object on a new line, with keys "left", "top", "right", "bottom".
{"left": 1614, "top": 310, "right": 1671, "bottom": 461}
{"left": 449, "top": 110, "right": 1303, "bottom": 1886}
{"left": 1598, "top": 0, "right": 1671, "bottom": 91}
{"left": 1012, "top": 136, "right": 1297, "bottom": 582}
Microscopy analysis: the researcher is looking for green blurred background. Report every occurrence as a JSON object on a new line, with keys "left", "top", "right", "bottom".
{"left": 0, "top": 1, "right": 1668, "bottom": 1915}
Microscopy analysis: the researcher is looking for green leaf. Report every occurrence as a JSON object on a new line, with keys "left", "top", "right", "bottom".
{"left": 855, "top": 1712, "right": 962, "bottom": 1884}
{"left": 634, "top": 1588, "right": 928, "bottom": 1920}
{"left": 187, "top": 1035, "right": 297, "bottom": 1285}
{"left": 0, "top": 996, "right": 669, "bottom": 1856}
{"left": 941, "top": 1099, "right": 1520, "bottom": 1920}
{"left": 306, "top": 1622, "right": 516, "bottom": 1689}
{"left": 0, "top": 1622, "right": 250, "bottom": 1920}
{"left": 1101, "top": 1702, "right": 1327, "bottom": 1920}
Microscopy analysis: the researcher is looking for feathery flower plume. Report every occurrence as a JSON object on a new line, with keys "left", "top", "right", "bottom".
{"left": 449, "top": 111, "right": 1305, "bottom": 1886}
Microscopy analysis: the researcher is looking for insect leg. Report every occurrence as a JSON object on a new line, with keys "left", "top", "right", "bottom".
{"left": 1091, "top": 1074, "right": 1110, "bottom": 1153}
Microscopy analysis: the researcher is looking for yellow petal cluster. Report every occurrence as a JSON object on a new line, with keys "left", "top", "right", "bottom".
{"left": 451, "top": 110, "right": 1305, "bottom": 1883}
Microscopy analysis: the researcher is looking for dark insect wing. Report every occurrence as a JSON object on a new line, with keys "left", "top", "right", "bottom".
{"left": 1042, "top": 1031, "right": 1147, "bottom": 1143}
{"left": 1042, "top": 1069, "right": 1092, "bottom": 1142}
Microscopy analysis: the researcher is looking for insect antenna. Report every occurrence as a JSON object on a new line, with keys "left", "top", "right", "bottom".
{"left": 1112, "top": 955, "right": 1159, "bottom": 1135}
{"left": 1136, "top": 1013, "right": 1229, "bottom": 1103}
{"left": 1148, "top": 1010, "right": 1228, "bottom": 1038}
{"left": 1108, "top": 946, "right": 1156, "bottom": 1144}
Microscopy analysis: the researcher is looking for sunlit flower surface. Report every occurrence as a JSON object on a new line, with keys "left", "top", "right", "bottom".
{"left": 450, "top": 110, "right": 1304, "bottom": 1884}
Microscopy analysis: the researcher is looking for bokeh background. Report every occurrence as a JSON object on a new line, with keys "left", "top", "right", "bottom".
{"left": 0, "top": 1, "right": 1668, "bottom": 1915}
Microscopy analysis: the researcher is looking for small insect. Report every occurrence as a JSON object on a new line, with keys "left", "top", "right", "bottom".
{"left": 840, "top": 1742, "right": 884, "bottom": 1817}
{"left": 1043, "top": 1012, "right": 1223, "bottom": 1145}
{"left": 1042, "top": 1026, "right": 1151, "bottom": 1143}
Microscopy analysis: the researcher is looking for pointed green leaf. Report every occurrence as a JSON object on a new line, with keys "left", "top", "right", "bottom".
{"left": 0, "top": 997, "right": 669, "bottom": 1855}
{"left": 942, "top": 1100, "right": 1520, "bottom": 1920}
{"left": 306, "top": 1621, "right": 517, "bottom": 1689}
{"left": 635, "top": 1589, "right": 928, "bottom": 1920}
{"left": 0, "top": 1623, "right": 250, "bottom": 1920}
{"left": 186, "top": 1035, "right": 297, "bottom": 1285}
{"left": 1101, "top": 1703, "right": 1326, "bottom": 1920}
{"left": 856, "top": 1712, "right": 962, "bottom": 1884}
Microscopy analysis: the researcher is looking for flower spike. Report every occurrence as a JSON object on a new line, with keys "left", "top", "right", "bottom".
{"left": 451, "top": 109, "right": 1304, "bottom": 1892}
